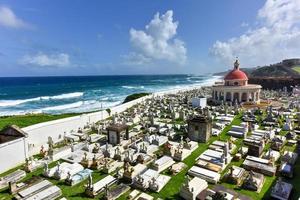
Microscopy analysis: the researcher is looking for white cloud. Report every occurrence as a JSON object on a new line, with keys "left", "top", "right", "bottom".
{"left": 0, "top": 6, "right": 31, "bottom": 29}
{"left": 122, "top": 52, "right": 151, "bottom": 65}
{"left": 211, "top": 0, "right": 300, "bottom": 67}
{"left": 21, "top": 52, "right": 70, "bottom": 67}
{"left": 128, "top": 10, "right": 187, "bottom": 65}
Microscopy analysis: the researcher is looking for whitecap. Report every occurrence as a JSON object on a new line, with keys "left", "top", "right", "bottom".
{"left": 122, "top": 85, "right": 144, "bottom": 89}
{"left": 41, "top": 101, "right": 83, "bottom": 111}
{"left": 0, "top": 92, "right": 84, "bottom": 107}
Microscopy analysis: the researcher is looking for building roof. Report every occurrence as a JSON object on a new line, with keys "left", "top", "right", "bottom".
{"left": 224, "top": 59, "right": 248, "bottom": 81}
{"left": 0, "top": 125, "right": 28, "bottom": 144}
{"left": 106, "top": 124, "right": 128, "bottom": 132}
{"left": 224, "top": 69, "right": 248, "bottom": 80}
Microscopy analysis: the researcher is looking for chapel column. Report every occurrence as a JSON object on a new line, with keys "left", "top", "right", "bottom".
{"left": 239, "top": 92, "right": 242, "bottom": 103}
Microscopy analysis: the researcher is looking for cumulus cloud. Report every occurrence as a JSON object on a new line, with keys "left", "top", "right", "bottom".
{"left": 128, "top": 10, "right": 186, "bottom": 65}
{"left": 0, "top": 6, "right": 31, "bottom": 29}
{"left": 210, "top": 0, "right": 300, "bottom": 67}
{"left": 122, "top": 52, "right": 151, "bottom": 65}
{"left": 21, "top": 52, "right": 70, "bottom": 67}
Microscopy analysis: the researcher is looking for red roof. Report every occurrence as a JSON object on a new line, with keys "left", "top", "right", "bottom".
{"left": 224, "top": 69, "right": 248, "bottom": 80}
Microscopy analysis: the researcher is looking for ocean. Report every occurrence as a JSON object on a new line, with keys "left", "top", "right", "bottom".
{"left": 0, "top": 74, "right": 219, "bottom": 116}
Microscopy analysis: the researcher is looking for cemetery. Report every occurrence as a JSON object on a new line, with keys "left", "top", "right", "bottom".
{"left": 0, "top": 86, "right": 299, "bottom": 200}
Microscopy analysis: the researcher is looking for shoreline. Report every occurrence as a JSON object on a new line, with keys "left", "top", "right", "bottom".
{"left": 15, "top": 75, "right": 221, "bottom": 156}
{"left": 0, "top": 75, "right": 222, "bottom": 118}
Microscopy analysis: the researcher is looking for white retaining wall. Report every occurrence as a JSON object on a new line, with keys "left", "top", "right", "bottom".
{"left": 22, "top": 95, "right": 152, "bottom": 156}
{"left": 0, "top": 137, "right": 28, "bottom": 173}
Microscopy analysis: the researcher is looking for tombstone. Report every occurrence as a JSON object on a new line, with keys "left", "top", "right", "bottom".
{"left": 271, "top": 178, "right": 293, "bottom": 200}
{"left": 40, "top": 145, "right": 47, "bottom": 157}
{"left": 106, "top": 124, "right": 129, "bottom": 145}
{"left": 187, "top": 115, "right": 212, "bottom": 143}
{"left": 243, "top": 171, "right": 264, "bottom": 192}
{"left": 247, "top": 142, "right": 263, "bottom": 157}
{"left": 92, "top": 144, "right": 100, "bottom": 153}
{"left": 47, "top": 137, "right": 54, "bottom": 156}
{"left": 8, "top": 181, "right": 17, "bottom": 194}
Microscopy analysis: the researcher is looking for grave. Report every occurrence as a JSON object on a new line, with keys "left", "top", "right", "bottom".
{"left": 152, "top": 156, "right": 175, "bottom": 173}
{"left": 65, "top": 169, "right": 93, "bottom": 186}
{"left": 180, "top": 176, "right": 208, "bottom": 200}
{"left": 123, "top": 163, "right": 147, "bottom": 182}
{"left": 149, "top": 174, "right": 171, "bottom": 192}
{"left": 242, "top": 158, "right": 276, "bottom": 176}
{"left": 53, "top": 162, "right": 84, "bottom": 180}
{"left": 245, "top": 140, "right": 264, "bottom": 157}
{"left": 279, "top": 163, "right": 293, "bottom": 178}
{"left": 0, "top": 169, "right": 26, "bottom": 190}
{"left": 134, "top": 169, "right": 159, "bottom": 190}
{"left": 242, "top": 171, "right": 265, "bottom": 192}
{"left": 24, "top": 158, "right": 45, "bottom": 173}
{"left": 188, "top": 166, "right": 220, "bottom": 184}
{"left": 225, "top": 166, "right": 245, "bottom": 185}
{"left": 271, "top": 178, "right": 293, "bottom": 200}
{"left": 107, "top": 124, "right": 129, "bottom": 145}
{"left": 85, "top": 175, "right": 116, "bottom": 197}
{"left": 170, "top": 162, "right": 187, "bottom": 175}
{"left": 14, "top": 179, "right": 62, "bottom": 200}
{"left": 187, "top": 114, "right": 212, "bottom": 143}
{"left": 281, "top": 151, "right": 298, "bottom": 165}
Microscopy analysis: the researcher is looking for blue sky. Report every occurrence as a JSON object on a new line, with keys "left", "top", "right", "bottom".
{"left": 0, "top": 0, "right": 299, "bottom": 76}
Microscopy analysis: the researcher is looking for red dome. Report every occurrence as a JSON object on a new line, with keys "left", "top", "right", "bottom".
{"left": 224, "top": 69, "right": 248, "bottom": 80}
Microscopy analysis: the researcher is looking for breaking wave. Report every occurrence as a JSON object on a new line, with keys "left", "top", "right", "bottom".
{"left": 0, "top": 92, "right": 84, "bottom": 107}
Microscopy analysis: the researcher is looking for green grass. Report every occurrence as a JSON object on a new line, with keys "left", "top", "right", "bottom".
{"left": 1, "top": 111, "right": 299, "bottom": 200}
{"left": 0, "top": 161, "right": 108, "bottom": 200}
{"left": 117, "top": 113, "right": 243, "bottom": 200}
{"left": 292, "top": 66, "right": 300, "bottom": 73}
{"left": 0, "top": 113, "right": 78, "bottom": 131}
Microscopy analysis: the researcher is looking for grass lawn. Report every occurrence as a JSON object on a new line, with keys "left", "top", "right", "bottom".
{"left": 117, "top": 113, "right": 244, "bottom": 200}
{"left": 1, "top": 111, "right": 299, "bottom": 200}
{"left": 292, "top": 66, "right": 300, "bottom": 73}
{"left": 0, "top": 160, "right": 108, "bottom": 200}
{"left": 0, "top": 113, "right": 78, "bottom": 131}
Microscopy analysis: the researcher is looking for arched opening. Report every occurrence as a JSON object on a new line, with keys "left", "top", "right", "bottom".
{"left": 234, "top": 82, "right": 239, "bottom": 86}
{"left": 219, "top": 92, "right": 224, "bottom": 101}
{"left": 241, "top": 93, "right": 247, "bottom": 102}
{"left": 251, "top": 92, "right": 255, "bottom": 101}
{"left": 214, "top": 91, "right": 218, "bottom": 100}
{"left": 225, "top": 92, "right": 231, "bottom": 101}
{"left": 233, "top": 92, "right": 239, "bottom": 103}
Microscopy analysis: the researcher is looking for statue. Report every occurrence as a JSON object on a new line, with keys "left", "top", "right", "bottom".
{"left": 224, "top": 102, "right": 228, "bottom": 116}
{"left": 229, "top": 166, "right": 234, "bottom": 176}
{"left": 88, "top": 173, "right": 93, "bottom": 189}
{"left": 67, "top": 171, "right": 71, "bottom": 180}
{"left": 83, "top": 152, "right": 88, "bottom": 161}
{"left": 92, "top": 144, "right": 99, "bottom": 153}
{"left": 44, "top": 162, "right": 49, "bottom": 173}
{"left": 57, "top": 161, "right": 61, "bottom": 171}
{"left": 104, "top": 184, "right": 109, "bottom": 198}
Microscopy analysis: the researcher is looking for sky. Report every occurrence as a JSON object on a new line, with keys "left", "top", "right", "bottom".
{"left": 0, "top": 0, "right": 299, "bottom": 77}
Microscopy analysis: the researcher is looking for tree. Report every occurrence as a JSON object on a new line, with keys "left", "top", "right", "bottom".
{"left": 106, "top": 108, "right": 111, "bottom": 116}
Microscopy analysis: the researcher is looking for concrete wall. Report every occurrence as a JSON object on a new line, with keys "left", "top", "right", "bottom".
{"left": 0, "top": 137, "right": 27, "bottom": 173}
{"left": 22, "top": 86, "right": 203, "bottom": 156}
{"left": 22, "top": 95, "right": 152, "bottom": 156}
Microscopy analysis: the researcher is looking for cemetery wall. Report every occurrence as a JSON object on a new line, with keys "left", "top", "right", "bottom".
{"left": 0, "top": 137, "right": 27, "bottom": 173}
{"left": 22, "top": 86, "right": 196, "bottom": 156}
{"left": 22, "top": 95, "right": 152, "bottom": 156}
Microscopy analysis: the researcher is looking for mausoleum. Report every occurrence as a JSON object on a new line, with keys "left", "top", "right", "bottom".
{"left": 212, "top": 59, "right": 261, "bottom": 104}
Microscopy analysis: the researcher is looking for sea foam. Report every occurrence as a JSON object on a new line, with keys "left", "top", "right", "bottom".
{"left": 0, "top": 92, "right": 84, "bottom": 107}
